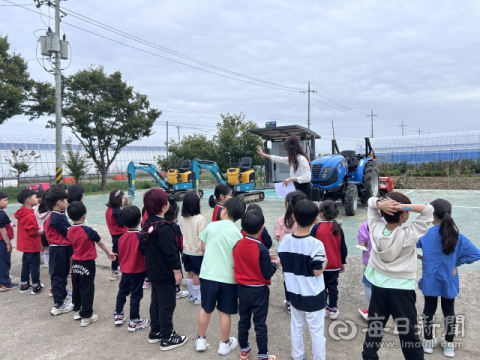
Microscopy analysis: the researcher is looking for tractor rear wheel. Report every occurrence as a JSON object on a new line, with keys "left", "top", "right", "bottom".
{"left": 361, "top": 162, "right": 380, "bottom": 204}
{"left": 344, "top": 184, "right": 358, "bottom": 216}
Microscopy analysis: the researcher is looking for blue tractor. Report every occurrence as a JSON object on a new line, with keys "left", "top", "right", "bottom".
{"left": 310, "top": 137, "right": 380, "bottom": 216}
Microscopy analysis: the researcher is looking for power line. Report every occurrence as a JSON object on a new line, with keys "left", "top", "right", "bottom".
{"left": 60, "top": 6, "right": 306, "bottom": 92}
{"left": 73, "top": 0, "right": 257, "bottom": 71}
{"left": 5, "top": 0, "right": 303, "bottom": 92}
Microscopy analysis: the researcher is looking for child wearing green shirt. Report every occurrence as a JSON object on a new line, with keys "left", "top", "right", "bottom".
{"left": 195, "top": 197, "right": 246, "bottom": 356}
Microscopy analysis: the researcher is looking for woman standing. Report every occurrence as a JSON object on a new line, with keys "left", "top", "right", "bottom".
{"left": 257, "top": 136, "right": 312, "bottom": 199}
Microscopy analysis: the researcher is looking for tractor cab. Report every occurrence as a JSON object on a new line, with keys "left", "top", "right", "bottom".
{"left": 167, "top": 159, "right": 194, "bottom": 185}
{"left": 227, "top": 157, "right": 256, "bottom": 186}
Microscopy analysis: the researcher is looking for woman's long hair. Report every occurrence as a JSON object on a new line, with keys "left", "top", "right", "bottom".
{"left": 431, "top": 199, "right": 459, "bottom": 255}
{"left": 283, "top": 136, "right": 311, "bottom": 172}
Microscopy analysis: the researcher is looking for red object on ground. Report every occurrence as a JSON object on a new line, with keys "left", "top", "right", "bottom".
{"left": 160, "top": 172, "right": 166, "bottom": 177}
{"left": 63, "top": 177, "right": 75, "bottom": 183}
{"left": 39, "top": 183, "right": 50, "bottom": 192}
{"left": 379, "top": 174, "right": 394, "bottom": 193}
{"left": 113, "top": 174, "right": 127, "bottom": 180}
{"left": 27, "top": 184, "right": 40, "bottom": 191}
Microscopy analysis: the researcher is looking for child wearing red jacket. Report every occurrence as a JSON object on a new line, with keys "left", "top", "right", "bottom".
{"left": 233, "top": 210, "right": 279, "bottom": 360}
{"left": 105, "top": 190, "right": 127, "bottom": 281}
{"left": 15, "top": 189, "right": 44, "bottom": 295}
{"left": 114, "top": 205, "right": 150, "bottom": 332}
{"left": 310, "top": 200, "right": 347, "bottom": 320}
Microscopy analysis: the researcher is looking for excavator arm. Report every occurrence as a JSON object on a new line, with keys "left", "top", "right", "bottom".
{"left": 127, "top": 161, "right": 170, "bottom": 203}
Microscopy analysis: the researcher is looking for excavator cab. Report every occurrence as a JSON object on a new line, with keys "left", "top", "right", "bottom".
{"left": 227, "top": 157, "right": 256, "bottom": 186}
{"left": 168, "top": 159, "right": 193, "bottom": 185}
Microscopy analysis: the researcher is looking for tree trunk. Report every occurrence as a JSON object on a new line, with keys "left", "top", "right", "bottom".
{"left": 101, "top": 169, "right": 108, "bottom": 191}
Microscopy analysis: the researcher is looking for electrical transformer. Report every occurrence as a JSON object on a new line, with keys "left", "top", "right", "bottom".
{"left": 60, "top": 39, "right": 69, "bottom": 60}
{"left": 39, "top": 30, "right": 60, "bottom": 56}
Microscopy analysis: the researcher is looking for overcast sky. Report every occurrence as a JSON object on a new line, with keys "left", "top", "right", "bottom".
{"left": 1, "top": 0, "right": 479, "bottom": 153}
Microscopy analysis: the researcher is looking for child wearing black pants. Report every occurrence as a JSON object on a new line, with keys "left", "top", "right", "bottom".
{"left": 233, "top": 210, "right": 279, "bottom": 360}
{"left": 114, "top": 205, "right": 150, "bottom": 332}
{"left": 140, "top": 189, "right": 187, "bottom": 351}
{"left": 67, "top": 201, "right": 116, "bottom": 326}
{"left": 44, "top": 188, "right": 73, "bottom": 315}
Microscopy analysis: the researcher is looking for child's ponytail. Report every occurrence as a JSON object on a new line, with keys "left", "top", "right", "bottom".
{"left": 431, "top": 199, "right": 459, "bottom": 255}
{"left": 209, "top": 184, "right": 232, "bottom": 208}
{"left": 284, "top": 190, "right": 308, "bottom": 229}
{"left": 208, "top": 195, "right": 216, "bottom": 208}
{"left": 319, "top": 200, "right": 341, "bottom": 236}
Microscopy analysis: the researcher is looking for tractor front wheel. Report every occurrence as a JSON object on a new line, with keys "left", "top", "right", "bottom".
{"left": 361, "top": 162, "right": 380, "bottom": 204}
{"left": 344, "top": 184, "right": 358, "bottom": 216}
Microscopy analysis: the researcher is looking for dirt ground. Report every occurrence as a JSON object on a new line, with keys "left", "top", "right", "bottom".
{"left": 393, "top": 175, "right": 480, "bottom": 190}
{"left": 1, "top": 189, "right": 480, "bottom": 359}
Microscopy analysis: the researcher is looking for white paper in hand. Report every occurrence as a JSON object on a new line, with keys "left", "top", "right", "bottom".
{"left": 274, "top": 181, "right": 296, "bottom": 198}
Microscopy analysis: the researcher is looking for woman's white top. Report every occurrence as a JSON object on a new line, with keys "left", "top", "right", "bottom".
{"left": 270, "top": 154, "right": 311, "bottom": 184}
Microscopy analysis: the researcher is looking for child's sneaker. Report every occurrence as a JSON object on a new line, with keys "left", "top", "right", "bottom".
{"left": 43, "top": 262, "right": 48, "bottom": 268}
{"left": 329, "top": 308, "right": 340, "bottom": 320}
{"left": 81, "top": 314, "right": 98, "bottom": 327}
{"left": 128, "top": 318, "right": 150, "bottom": 332}
{"left": 240, "top": 348, "right": 251, "bottom": 360}
{"left": 51, "top": 302, "right": 74, "bottom": 316}
{"left": 114, "top": 313, "right": 126, "bottom": 325}
{"left": 282, "top": 300, "right": 291, "bottom": 314}
{"left": 64, "top": 294, "right": 72, "bottom": 304}
{"left": 262, "top": 355, "right": 278, "bottom": 360}
{"left": 217, "top": 337, "right": 238, "bottom": 356}
{"left": 110, "top": 272, "right": 119, "bottom": 281}
{"left": 142, "top": 281, "right": 151, "bottom": 289}
{"left": 0, "top": 282, "right": 19, "bottom": 292}
{"left": 188, "top": 294, "right": 194, "bottom": 302}
{"left": 193, "top": 297, "right": 202, "bottom": 305}
{"left": 148, "top": 331, "right": 162, "bottom": 344}
{"left": 358, "top": 309, "right": 369, "bottom": 322}
{"left": 19, "top": 284, "right": 32, "bottom": 293}
{"left": 195, "top": 336, "right": 208, "bottom": 351}
{"left": 160, "top": 330, "right": 188, "bottom": 351}
{"left": 422, "top": 338, "right": 437, "bottom": 354}
{"left": 442, "top": 338, "right": 455, "bottom": 358}
{"left": 49, "top": 288, "right": 53, "bottom": 296}
{"left": 73, "top": 311, "right": 82, "bottom": 320}
{"left": 176, "top": 289, "right": 188, "bottom": 299}
{"left": 31, "top": 283, "right": 44, "bottom": 295}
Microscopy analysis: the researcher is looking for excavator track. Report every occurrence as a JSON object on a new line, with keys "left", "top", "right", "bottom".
{"left": 235, "top": 191, "right": 265, "bottom": 204}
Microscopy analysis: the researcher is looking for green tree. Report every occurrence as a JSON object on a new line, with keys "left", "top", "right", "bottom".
{"left": 0, "top": 35, "right": 55, "bottom": 124}
{"left": 48, "top": 66, "right": 161, "bottom": 190}
{"left": 63, "top": 139, "right": 89, "bottom": 184}
{"left": 214, "top": 113, "right": 263, "bottom": 170}
{"left": 157, "top": 134, "right": 217, "bottom": 171}
{"left": 4, "top": 149, "right": 41, "bottom": 188}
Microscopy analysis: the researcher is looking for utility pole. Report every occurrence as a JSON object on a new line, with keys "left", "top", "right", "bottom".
{"left": 399, "top": 121, "right": 407, "bottom": 136}
{"left": 417, "top": 127, "right": 423, "bottom": 135}
{"left": 54, "top": 0, "right": 62, "bottom": 183}
{"left": 166, "top": 121, "right": 169, "bottom": 163}
{"left": 331, "top": 120, "right": 335, "bottom": 140}
{"left": 177, "top": 125, "right": 180, "bottom": 141}
{"left": 301, "top": 81, "right": 317, "bottom": 129}
{"left": 366, "top": 110, "right": 378, "bottom": 138}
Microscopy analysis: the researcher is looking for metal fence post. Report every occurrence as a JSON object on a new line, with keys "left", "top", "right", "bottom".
{"left": 89, "top": 174, "right": 92, "bottom": 193}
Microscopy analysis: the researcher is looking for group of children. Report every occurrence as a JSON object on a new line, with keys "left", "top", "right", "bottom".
{"left": 1, "top": 181, "right": 479, "bottom": 360}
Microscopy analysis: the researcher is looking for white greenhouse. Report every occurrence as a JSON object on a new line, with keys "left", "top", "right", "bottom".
{"left": 355, "top": 131, "right": 480, "bottom": 164}
{"left": 0, "top": 133, "right": 167, "bottom": 178}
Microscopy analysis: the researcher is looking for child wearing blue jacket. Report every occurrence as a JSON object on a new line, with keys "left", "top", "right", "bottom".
{"left": 417, "top": 199, "right": 480, "bottom": 358}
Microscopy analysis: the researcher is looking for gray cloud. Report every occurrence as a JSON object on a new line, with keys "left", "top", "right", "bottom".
{"left": 1, "top": 0, "right": 479, "bottom": 153}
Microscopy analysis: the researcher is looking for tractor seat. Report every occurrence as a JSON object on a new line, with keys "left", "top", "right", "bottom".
{"left": 340, "top": 150, "right": 358, "bottom": 169}
{"left": 178, "top": 159, "right": 192, "bottom": 173}
{"left": 238, "top": 157, "right": 252, "bottom": 172}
